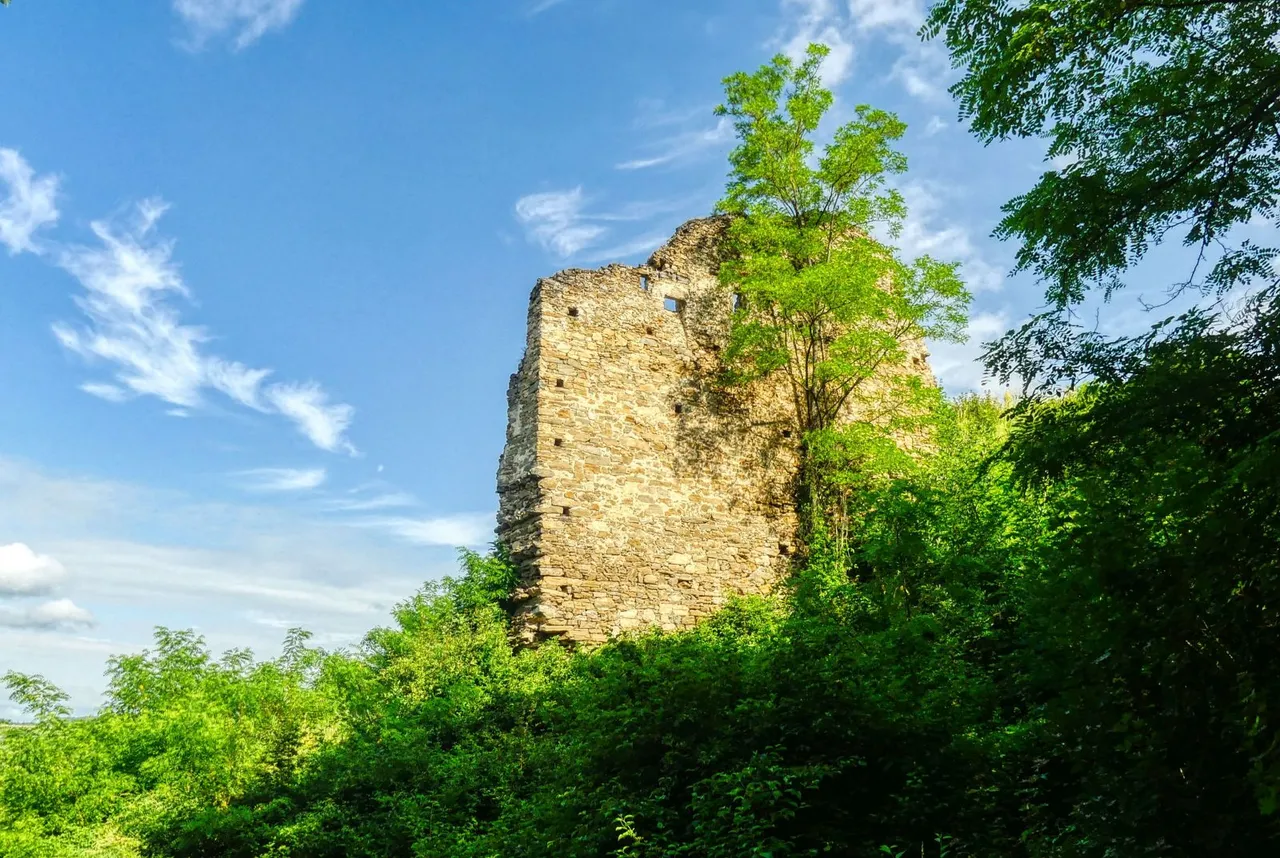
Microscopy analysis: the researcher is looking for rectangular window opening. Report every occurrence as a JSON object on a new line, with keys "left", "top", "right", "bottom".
{"left": 568, "top": 307, "right": 579, "bottom": 318}
{"left": 779, "top": 543, "right": 792, "bottom": 556}
{"left": 553, "top": 438, "right": 563, "bottom": 447}
{"left": 732, "top": 293, "right": 744, "bottom": 311}
{"left": 645, "top": 326, "right": 654, "bottom": 335}
{"left": 561, "top": 506, "right": 572, "bottom": 517}
{"left": 663, "top": 296, "right": 683, "bottom": 313}
{"left": 782, "top": 429, "right": 793, "bottom": 439}
{"left": 674, "top": 403, "right": 683, "bottom": 415}
{"left": 555, "top": 378, "right": 565, "bottom": 388}
{"left": 640, "top": 275, "right": 650, "bottom": 291}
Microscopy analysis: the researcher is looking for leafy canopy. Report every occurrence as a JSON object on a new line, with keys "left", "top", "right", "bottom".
{"left": 925, "top": 0, "right": 1280, "bottom": 385}
{"left": 715, "top": 43, "right": 970, "bottom": 440}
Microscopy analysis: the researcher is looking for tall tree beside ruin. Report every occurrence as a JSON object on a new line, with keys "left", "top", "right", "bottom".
{"left": 715, "top": 44, "right": 970, "bottom": 524}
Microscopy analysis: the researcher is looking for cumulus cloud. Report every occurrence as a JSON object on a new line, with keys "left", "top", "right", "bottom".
{"left": 928, "top": 310, "right": 1014, "bottom": 393}
{"left": 0, "top": 545, "right": 90, "bottom": 632}
{"left": 51, "top": 199, "right": 357, "bottom": 454}
{"left": 0, "top": 543, "right": 66, "bottom": 596}
{"left": 895, "top": 181, "right": 1006, "bottom": 294}
{"left": 0, "top": 598, "right": 96, "bottom": 630}
{"left": 0, "top": 148, "right": 59, "bottom": 256}
{"left": 236, "top": 467, "right": 327, "bottom": 492}
{"left": 172, "top": 0, "right": 306, "bottom": 51}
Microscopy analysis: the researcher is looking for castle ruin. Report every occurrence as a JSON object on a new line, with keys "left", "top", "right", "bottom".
{"left": 496, "top": 216, "right": 929, "bottom": 643}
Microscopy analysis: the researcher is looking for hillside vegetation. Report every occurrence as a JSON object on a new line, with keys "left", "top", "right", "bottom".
{"left": 5, "top": 1, "right": 1280, "bottom": 854}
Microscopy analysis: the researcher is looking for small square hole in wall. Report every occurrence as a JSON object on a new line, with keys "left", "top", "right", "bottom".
{"left": 674, "top": 403, "right": 683, "bottom": 415}
{"left": 646, "top": 326, "right": 654, "bottom": 335}
{"left": 561, "top": 506, "right": 571, "bottom": 517}
{"left": 663, "top": 296, "right": 683, "bottom": 313}
{"left": 555, "top": 379, "right": 565, "bottom": 388}
{"left": 553, "top": 438, "right": 563, "bottom": 447}
{"left": 640, "top": 275, "right": 650, "bottom": 291}
{"left": 568, "top": 307, "right": 579, "bottom": 318}
{"left": 779, "top": 543, "right": 792, "bottom": 556}
{"left": 782, "top": 429, "right": 793, "bottom": 439}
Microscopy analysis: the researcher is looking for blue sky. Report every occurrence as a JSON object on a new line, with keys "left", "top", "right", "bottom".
{"left": 0, "top": 0, "right": 1184, "bottom": 715}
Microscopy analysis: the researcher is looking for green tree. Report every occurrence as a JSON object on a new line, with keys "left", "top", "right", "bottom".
{"left": 714, "top": 44, "right": 970, "bottom": 526}
{"left": 924, "top": 0, "right": 1280, "bottom": 385}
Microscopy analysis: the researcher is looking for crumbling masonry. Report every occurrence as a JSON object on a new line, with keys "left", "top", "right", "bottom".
{"left": 496, "top": 216, "right": 931, "bottom": 643}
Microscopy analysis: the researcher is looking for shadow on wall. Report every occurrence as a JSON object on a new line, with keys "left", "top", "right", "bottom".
{"left": 669, "top": 279, "right": 800, "bottom": 516}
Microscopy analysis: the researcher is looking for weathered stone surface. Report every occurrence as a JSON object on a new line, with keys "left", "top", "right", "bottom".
{"left": 496, "top": 216, "right": 930, "bottom": 644}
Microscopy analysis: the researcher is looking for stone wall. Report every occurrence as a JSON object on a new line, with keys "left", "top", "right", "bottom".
{"left": 495, "top": 216, "right": 928, "bottom": 643}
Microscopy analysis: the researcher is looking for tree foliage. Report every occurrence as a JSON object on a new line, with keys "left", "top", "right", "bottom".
{"left": 925, "top": 0, "right": 1280, "bottom": 385}
{"left": 715, "top": 44, "right": 969, "bottom": 478}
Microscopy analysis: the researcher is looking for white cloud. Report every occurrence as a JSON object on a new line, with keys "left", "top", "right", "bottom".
{"left": 0, "top": 543, "right": 66, "bottom": 596}
{"left": 582, "top": 232, "right": 670, "bottom": 264}
{"left": 361, "top": 513, "right": 494, "bottom": 548}
{"left": 0, "top": 148, "right": 59, "bottom": 256}
{"left": 264, "top": 383, "right": 356, "bottom": 455}
{"left": 928, "top": 310, "right": 1013, "bottom": 393}
{"left": 172, "top": 0, "right": 306, "bottom": 51}
{"left": 896, "top": 181, "right": 1006, "bottom": 294}
{"left": 80, "top": 382, "right": 133, "bottom": 403}
{"left": 322, "top": 492, "right": 416, "bottom": 512}
{"left": 923, "top": 116, "right": 949, "bottom": 137}
{"left": 0, "top": 458, "right": 459, "bottom": 713}
{"left": 0, "top": 598, "right": 95, "bottom": 630}
{"left": 528, "top": 0, "right": 569, "bottom": 14}
{"left": 51, "top": 199, "right": 358, "bottom": 453}
{"left": 847, "top": 0, "right": 925, "bottom": 30}
{"left": 514, "top": 188, "right": 693, "bottom": 259}
{"left": 772, "top": 0, "right": 951, "bottom": 101}
{"left": 515, "top": 188, "right": 607, "bottom": 257}
{"left": 237, "top": 467, "right": 327, "bottom": 492}
{"left": 776, "top": 0, "right": 856, "bottom": 87}
{"left": 616, "top": 117, "right": 733, "bottom": 171}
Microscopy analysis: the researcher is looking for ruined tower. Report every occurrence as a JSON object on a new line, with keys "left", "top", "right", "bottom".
{"left": 496, "top": 216, "right": 929, "bottom": 643}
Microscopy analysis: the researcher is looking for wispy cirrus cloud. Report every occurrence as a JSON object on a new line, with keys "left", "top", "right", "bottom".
{"left": 0, "top": 150, "right": 358, "bottom": 453}
{"left": 616, "top": 116, "right": 733, "bottom": 171}
{"left": 172, "top": 0, "right": 306, "bottom": 51}
{"left": 358, "top": 512, "right": 494, "bottom": 548}
{"left": 514, "top": 187, "right": 608, "bottom": 256}
{"left": 527, "top": 0, "right": 569, "bottom": 14}
{"left": 51, "top": 199, "right": 356, "bottom": 453}
{"left": 514, "top": 188, "right": 691, "bottom": 259}
{"left": 321, "top": 491, "right": 417, "bottom": 513}
{"left": 236, "top": 467, "right": 327, "bottom": 492}
{"left": 0, "top": 148, "right": 59, "bottom": 255}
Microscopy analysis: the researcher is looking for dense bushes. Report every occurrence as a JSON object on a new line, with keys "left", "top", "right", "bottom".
{"left": 8, "top": 351, "right": 1277, "bottom": 857}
